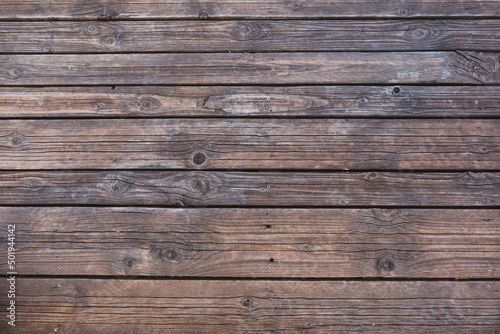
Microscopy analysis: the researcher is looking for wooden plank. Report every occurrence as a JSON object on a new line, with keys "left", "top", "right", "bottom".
{"left": 1, "top": 207, "right": 498, "bottom": 278}
{"left": 0, "top": 0, "right": 499, "bottom": 19}
{"left": 1, "top": 51, "right": 499, "bottom": 85}
{"left": 1, "top": 279, "right": 498, "bottom": 333}
{"left": 0, "top": 171, "right": 497, "bottom": 206}
{"left": 3, "top": 20, "right": 500, "bottom": 53}
{"left": 0, "top": 118, "right": 498, "bottom": 170}
{"left": 1, "top": 85, "right": 499, "bottom": 118}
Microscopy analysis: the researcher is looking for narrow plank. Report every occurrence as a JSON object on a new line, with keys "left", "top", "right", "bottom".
{"left": 1, "top": 279, "right": 498, "bottom": 333}
{"left": 3, "top": 20, "right": 500, "bottom": 53}
{"left": 1, "top": 52, "right": 499, "bottom": 85}
{"left": 0, "top": 0, "right": 498, "bottom": 19}
{"left": 0, "top": 85, "right": 498, "bottom": 118}
{"left": 1, "top": 207, "right": 498, "bottom": 278}
{"left": 0, "top": 118, "right": 498, "bottom": 170}
{"left": 0, "top": 171, "right": 497, "bottom": 206}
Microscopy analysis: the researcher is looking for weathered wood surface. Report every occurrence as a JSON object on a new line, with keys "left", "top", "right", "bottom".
{"left": 2, "top": 51, "right": 499, "bottom": 85}
{"left": 0, "top": 0, "right": 499, "bottom": 19}
{"left": 1, "top": 118, "right": 498, "bottom": 170}
{"left": 1, "top": 85, "right": 499, "bottom": 118}
{"left": 1, "top": 207, "right": 498, "bottom": 278}
{"left": 0, "top": 171, "right": 497, "bottom": 206}
{"left": 3, "top": 20, "right": 500, "bottom": 53}
{"left": 0, "top": 279, "right": 498, "bottom": 333}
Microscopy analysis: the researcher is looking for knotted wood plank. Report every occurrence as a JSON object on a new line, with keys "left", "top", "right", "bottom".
{"left": 1, "top": 52, "right": 499, "bottom": 85}
{"left": 0, "top": 171, "right": 497, "bottom": 206}
{"left": 3, "top": 20, "right": 500, "bottom": 53}
{"left": 1, "top": 207, "right": 498, "bottom": 278}
{"left": 1, "top": 279, "right": 498, "bottom": 333}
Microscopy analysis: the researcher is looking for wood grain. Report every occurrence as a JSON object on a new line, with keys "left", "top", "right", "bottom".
{"left": 1, "top": 85, "right": 499, "bottom": 118}
{"left": 0, "top": 118, "right": 498, "bottom": 170}
{"left": 0, "top": 171, "right": 497, "bottom": 206}
{"left": 1, "top": 207, "right": 498, "bottom": 278}
{"left": 3, "top": 20, "right": 500, "bottom": 53}
{"left": 0, "top": 279, "right": 498, "bottom": 333}
{"left": 1, "top": 51, "right": 499, "bottom": 85}
{"left": 0, "top": 0, "right": 498, "bottom": 19}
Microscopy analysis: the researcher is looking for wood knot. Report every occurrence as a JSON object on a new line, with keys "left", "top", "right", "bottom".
{"left": 191, "top": 176, "right": 210, "bottom": 194}
{"left": 377, "top": 258, "right": 396, "bottom": 273}
{"left": 101, "top": 35, "right": 117, "bottom": 47}
{"left": 8, "top": 68, "right": 23, "bottom": 79}
{"left": 137, "top": 96, "right": 159, "bottom": 113}
{"left": 371, "top": 208, "right": 400, "bottom": 222}
{"left": 392, "top": 87, "right": 401, "bottom": 95}
{"left": 81, "top": 23, "right": 100, "bottom": 36}
{"left": 122, "top": 257, "right": 136, "bottom": 269}
{"left": 193, "top": 152, "right": 207, "bottom": 165}
{"left": 367, "top": 172, "right": 378, "bottom": 180}
{"left": 198, "top": 12, "right": 209, "bottom": 19}
{"left": 153, "top": 247, "right": 181, "bottom": 262}
{"left": 10, "top": 135, "right": 24, "bottom": 147}
{"left": 242, "top": 298, "right": 252, "bottom": 308}
{"left": 97, "top": 174, "right": 132, "bottom": 195}
{"left": 230, "top": 21, "right": 265, "bottom": 41}
{"left": 407, "top": 26, "right": 431, "bottom": 40}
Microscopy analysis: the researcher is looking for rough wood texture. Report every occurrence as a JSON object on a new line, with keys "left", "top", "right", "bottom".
{"left": 0, "top": 279, "right": 498, "bottom": 333}
{"left": 0, "top": 171, "right": 497, "bottom": 206}
{"left": 1, "top": 118, "right": 498, "bottom": 170}
{"left": 3, "top": 20, "right": 500, "bottom": 53}
{"left": 0, "top": 0, "right": 499, "bottom": 19}
{"left": 1, "top": 51, "right": 500, "bottom": 85}
{"left": 1, "top": 85, "right": 499, "bottom": 118}
{"left": 1, "top": 207, "right": 498, "bottom": 278}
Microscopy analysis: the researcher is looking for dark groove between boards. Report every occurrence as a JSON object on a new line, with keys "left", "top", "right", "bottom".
{"left": 5, "top": 274, "right": 500, "bottom": 281}
{"left": 3, "top": 16, "right": 500, "bottom": 22}
{"left": 1, "top": 116, "right": 500, "bottom": 120}
{"left": 1, "top": 204, "right": 499, "bottom": 209}
{"left": 1, "top": 168, "right": 500, "bottom": 173}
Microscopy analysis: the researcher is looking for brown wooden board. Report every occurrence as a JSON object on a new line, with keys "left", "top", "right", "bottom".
{"left": 0, "top": 0, "right": 499, "bottom": 19}
{"left": 0, "top": 85, "right": 499, "bottom": 118}
{"left": 1, "top": 207, "right": 498, "bottom": 278}
{"left": 0, "top": 279, "right": 498, "bottom": 333}
{"left": 0, "top": 171, "right": 497, "bottom": 206}
{"left": 3, "top": 20, "right": 500, "bottom": 53}
{"left": 0, "top": 118, "right": 498, "bottom": 170}
{"left": 1, "top": 52, "right": 499, "bottom": 85}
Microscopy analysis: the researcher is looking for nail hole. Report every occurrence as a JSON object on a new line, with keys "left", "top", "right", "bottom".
{"left": 488, "top": 270, "right": 492, "bottom": 274}
{"left": 111, "top": 86, "right": 116, "bottom": 90}
{"left": 392, "top": 87, "right": 400, "bottom": 95}
{"left": 265, "top": 224, "right": 271, "bottom": 229}
{"left": 266, "top": 266, "right": 270, "bottom": 270}
{"left": 57, "top": 283, "right": 62, "bottom": 287}
{"left": 269, "top": 258, "right": 274, "bottom": 262}
{"left": 58, "top": 265, "right": 62, "bottom": 270}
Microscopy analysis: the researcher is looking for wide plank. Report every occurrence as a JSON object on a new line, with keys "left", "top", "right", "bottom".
{"left": 0, "top": 171, "right": 497, "bottom": 206}
{"left": 3, "top": 20, "right": 500, "bottom": 53}
{"left": 1, "top": 207, "right": 498, "bottom": 278}
{"left": 0, "top": 0, "right": 498, "bottom": 19}
{"left": 0, "top": 279, "right": 498, "bottom": 333}
{"left": 0, "top": 85, "right": 498, "bottom": 118}
{"left": 1, "top": 119, "right": 498, "bottom": 170}
{"left": 1, "top": 51, "right": 499, "bottom": 85}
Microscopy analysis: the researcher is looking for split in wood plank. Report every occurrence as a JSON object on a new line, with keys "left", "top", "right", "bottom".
{"left": 0, "top": 279, "right": 498, "bottom": 333}
{"left": 0, "top": 85, "right": 498, "bottom": 118}
{"left": 0, "top": 171, "right": 497, "bottom": 206}
{"left": 1, "top": 207, "right": 498, "bottom": 278}
{"left": 3, "top": 20, "right": 500, "bottom": 53}
{"left": 1, "top": 52, "right": 499, "bottom": 85}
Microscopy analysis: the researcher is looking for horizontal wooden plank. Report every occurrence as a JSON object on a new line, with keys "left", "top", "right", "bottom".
{"left": 3, "top": 20, "right": 500, "bottom": 53}
{"left": 1, "top": 279, "right": 498, "bottom": 333}
{"left": 0, "top": 0, "right": 499, "bottom": 19}
{"left": 1, "top": 207, "right": 498, "bottom": 278}
{"left": 0, "top": 171, "right": 498, "bottom": 206}
{"left": 0, "top": 119, "right": 498, "bottom": 170}
{"left": 1, "top": 85, "right": 499, "bottom": 118}
{"left": 1, "top": 51, "right": 499, "bottom": 85}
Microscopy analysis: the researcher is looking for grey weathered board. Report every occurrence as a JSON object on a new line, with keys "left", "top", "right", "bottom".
{"left": 0, "top": 119, "right": 498, "bottom": 170}
{"left": 0, "top": 86, "right": 498, "bottom": 118}
{"left": 0, "top": 171, "right": 497, "bottom": 206}
{"left": 0, "top": 279, "right": 498, "bottom": 333}
{"left": 1, "top": 52, "right": 500, "bottom": 85}
{"left": 3, "top": 20, "right": 500, "bottom": 53}
{"left": 0, "top": 207, "right": 498, "bottom": 278}
{"left": 1, "top": 0, "right": 499, "bottom": 19}
{"left": 0, "top": 1, "right": 499, "bottom": 333}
